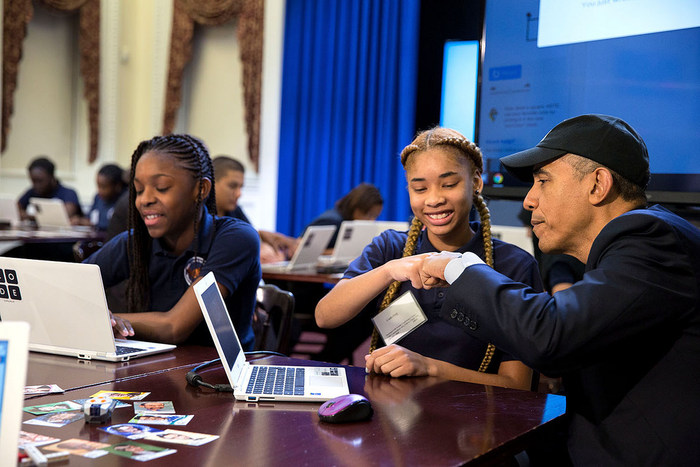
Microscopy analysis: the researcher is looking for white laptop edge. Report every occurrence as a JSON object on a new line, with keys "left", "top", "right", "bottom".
{"left": 0, "top": 321, "right": 30, "bottom": 465}
{"left": 0, "top": 258, "right": 175, "bottom": 362}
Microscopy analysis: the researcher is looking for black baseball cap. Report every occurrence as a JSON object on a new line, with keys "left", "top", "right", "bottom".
{"left": 499, "top": 114, "right": 650, "bottom": 188}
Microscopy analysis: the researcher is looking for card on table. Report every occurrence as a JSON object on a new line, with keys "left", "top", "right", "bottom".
{"left": 99, "top": 423, "right": 164, "bottom": 440}
{"left": 128, "top": 413, "right": 193, "bottom": 426}
{"left": 23, "top": 400, "right": 81, "bottom": 416}
{"left": 43, "top": 438, "right": 110, "bottom": 458}
{"left": 24, "top": 384, "right": 64, "bottom": 396}
{"left": 133, "top": 401, "right": 175, "bottom": 414}
{"left": 89, "top": 390, "right": 151, "bottom": 401}
{"left": 18, "top": 431, "right": 60, "bottom": 448}
{"left": 103, "top": 441, "right": 176, "bottom": 462}
{"left": 143, "top": 429, "right": 220, "bottom": 446}
{"left": 23, "top": 411, "right": 83, "bottom": 428}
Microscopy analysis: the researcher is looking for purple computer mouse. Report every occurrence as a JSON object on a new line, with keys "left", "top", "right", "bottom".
{"left": 318, "top": 394, "right": 373, "bottom": 423}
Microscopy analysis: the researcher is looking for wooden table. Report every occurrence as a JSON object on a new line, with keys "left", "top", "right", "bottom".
{"left": 21, "top": 352, "right": 566, "bottom": 466}
{"left": 262, "top": 270, "right": 343, "bottom": 285}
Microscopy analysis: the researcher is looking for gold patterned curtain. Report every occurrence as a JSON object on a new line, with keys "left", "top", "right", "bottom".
{"left": 164, "top": 0, "right": 264, "bottom": 171}
{"left": 1, "top": 0, "right": 100, "bottom": 162}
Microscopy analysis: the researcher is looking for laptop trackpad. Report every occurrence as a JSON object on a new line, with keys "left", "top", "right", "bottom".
{"left": 309, "top": 375, "right": 345, "bottom": 387}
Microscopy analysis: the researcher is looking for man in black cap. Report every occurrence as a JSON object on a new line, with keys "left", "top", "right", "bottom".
{"left": 411, "top": 114, "right": 700, "bottom": 465}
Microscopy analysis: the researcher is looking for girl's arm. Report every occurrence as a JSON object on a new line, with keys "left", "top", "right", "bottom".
{"left": 113, "top": 279, "right": 227, "bottom": 344}
{"left": 315, "top": 255, "right": 428, "bottom": 329}
{"left": 365, "top": 344, "right": 533, "bottom": 390}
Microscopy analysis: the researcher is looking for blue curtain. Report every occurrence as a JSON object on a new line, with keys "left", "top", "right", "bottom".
{"left": 276, "top": 0, "right": 420, "bottom": 236}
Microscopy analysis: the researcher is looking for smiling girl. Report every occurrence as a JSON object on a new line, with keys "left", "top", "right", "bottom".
{"left": 315, "top": 127, "right": 542, "bottom": 389}
{"left": 85, "top": 134, "right": 261, "bottom": 348}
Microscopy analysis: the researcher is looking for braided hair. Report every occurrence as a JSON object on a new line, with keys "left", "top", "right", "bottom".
{"left": 369, "top": 127, "right": 497, "bottom": 373}
{"left": 125, "top": 134, "right": 216, "bottom": 314}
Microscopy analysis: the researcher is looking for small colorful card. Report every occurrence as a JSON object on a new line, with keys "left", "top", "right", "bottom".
{"left": 128, "top": 413, "right": 193, "bottom": 426}
{"left": 89, "top": 390, "right": 151, "bottom": 401}
{"left": 73, "top": 398, "right": 130, "bottom": 410}
{"left": 24, "top": 411, "right": 84, "bottom": 428}
{"left": 24, "top": 384, "right": 64, "bottom": 396}
{"left": 133, "top": 401, "right": 175, "bottom": 414}
{"left": 23, "top": 400, "right": 82, "bottom": 416}
{"left": 103, "top": 441, "right": 176, "bottom": 461}
{"left": 44, "top": 439, "right": 110, "bottom": 458}
{"left": 143, "top": 429, "right": 220, "bottom": 446}
{"left": 99, "top": 423, "right": 164, "bottom": 440}
{"left": 18, "top": 431, "right": 60, "bottom": 448}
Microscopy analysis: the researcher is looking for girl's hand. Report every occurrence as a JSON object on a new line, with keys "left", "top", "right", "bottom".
{"left": 365, "top": 344, "right": 435, "bottom": 377}
{"left": 383, "top": 254, "right": 432, "bottom": 288}
{"left": 110, "top": 312, "right": 134, "bottom": 338}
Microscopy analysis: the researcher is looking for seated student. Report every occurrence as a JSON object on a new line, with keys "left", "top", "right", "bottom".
{"left": 315, "top": 127, "right": 543, "bottom": 390}
{"left": 212, "top": 155, "right": 298, "bottom": 263}
{"left": 17, "top": 156, "right": 85, "bottom": 223}
{"left": 86, "top": 163, "right": 128, "bottom": 231}
{"left": 303, "top": 182, "right": 384, "bottom": 249}
{"left": 84, "top": 135, "right": 261, "bottom": 349}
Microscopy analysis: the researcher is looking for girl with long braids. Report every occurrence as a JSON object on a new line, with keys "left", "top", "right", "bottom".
{"left": 85, "top": 134, "right": 261, "bottom": 348}
{"left": 316, "top": 127, "right": 543, "bottom": 389}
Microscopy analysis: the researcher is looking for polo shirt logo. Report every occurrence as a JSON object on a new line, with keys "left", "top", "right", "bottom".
{"left": 184, "top": 256, "right": 206, "bottom": 286}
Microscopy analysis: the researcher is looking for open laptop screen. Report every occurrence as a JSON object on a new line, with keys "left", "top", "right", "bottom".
{"left": 201, "top": 281, "right": 243, "bottom": 376}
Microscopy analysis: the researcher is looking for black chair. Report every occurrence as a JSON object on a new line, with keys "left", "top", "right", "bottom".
{"left": 253, "top": 284, "right": 295, "bottom": 355}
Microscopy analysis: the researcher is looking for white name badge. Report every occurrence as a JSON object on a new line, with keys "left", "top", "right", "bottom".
{"left": 372, "top": 291, "right": 427, "bottom": 346}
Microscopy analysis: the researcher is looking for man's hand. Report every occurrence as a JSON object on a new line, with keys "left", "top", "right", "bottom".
{"left": 420, "top": 252, "right": 461, "bottom": 289}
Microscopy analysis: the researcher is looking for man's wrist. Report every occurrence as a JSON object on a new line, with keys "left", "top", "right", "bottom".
{"left": 444, "top": 252, "right": 485, "bottom": 284}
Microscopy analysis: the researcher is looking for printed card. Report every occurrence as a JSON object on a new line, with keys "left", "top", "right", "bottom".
{"left": 133, "top": 401, "right": 175, "bottom": 414}
{"left": 99, "top": 423, "right": 164, "bottom": 440}
{"left": 371, "top": 291, "right": 427, "bottom": 346}
{"left": 18, "top": 431, "right": 60, "bottom": 448}
{"left": 24, "top": 411, "right": 83, "bottom": 428}
{"left": 103, "top": 441, "right": 176, "bottom": 461}
{"left": 89, "top": 390, "right": 151, "bottom": 401}
{"left": 24, "top": 384, "right": 64, "bottom": 396}
{"left": 44, "top": 439, "right": 110, "bottom": 458}
{"left": 73, "top": 398, "right": 130, "bottom": 410}
{"left": 143, "top": 429, "right": 220, "bottom": 446}
{"left": 128, "top": 413, "right": 194, "bottom": 426}
{"left": 23, "top": 400, "right": 82, "bottom": 416}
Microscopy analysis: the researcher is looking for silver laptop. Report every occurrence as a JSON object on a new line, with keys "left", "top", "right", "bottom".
{"left": 0, "top": 258, "right": 175, "bottom": 362}
{"left": 317, "top": 220, "right": 410, "bottom": 272}
{"left": 28, "top": 198, "right": 72, "bottom": 228}
{"left": 193, "top": 271, "right": 349, "bottom": 402}
{"left": 0, "top": 196, "right": 20, "bottom": 227}
{"left": 261, "top": 225, "right": 336, "bottom": 272}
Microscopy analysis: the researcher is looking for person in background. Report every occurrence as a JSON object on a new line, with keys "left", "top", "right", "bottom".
{"left": 303, "top": 182, "right": 384, "bottom": 249}
{"left": 17, "top": 156, "right": 84, "bottom": 223}
{"left": 87, "top": 163, "right": 128, "bottom": 231}
{"left": 416, "top": 114, "right": 700, "bottom": 465}
{"left": 212, "top": 155, "right": 298, "bottom": 263}
{"left": 316, "top": 127, "right": 543, "bottom": 389}
{"left": 85, "top": 135, "right": 261, "bottom": 348}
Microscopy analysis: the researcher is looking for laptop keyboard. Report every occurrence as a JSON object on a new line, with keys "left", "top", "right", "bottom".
{"left": 245, "top": 366, "right": 305, "bottom": 396}
{"left": 115, "top": 345, "right": 142, "bottom": 355}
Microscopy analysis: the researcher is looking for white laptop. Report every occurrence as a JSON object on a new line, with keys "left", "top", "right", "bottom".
{"left": 194, "top": 271, "right": 349, "bottom": 402}
{"left": 0, "top": 258, "right": 175, "bottom": 362}
{"left": 317, "top": 220, "right": 410, "bottom": 272}
{"left": 0, "top": 321, "right": 29, "bottom": 465}
{"left": 28, "top": 198, "right": 71, "bottom": 229}
{"left": 261, "top": 225, "right": 336, "bottom": 272}
{"left": 0, "top": 196, "right": 20, "bottom": 227}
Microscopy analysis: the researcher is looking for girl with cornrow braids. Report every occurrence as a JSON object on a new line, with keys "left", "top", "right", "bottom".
{"left": 316, "top": 127, "right": 543, "bottom": 389}
{"left": 84, "top": 134, "right": 261, "bottom": 348}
